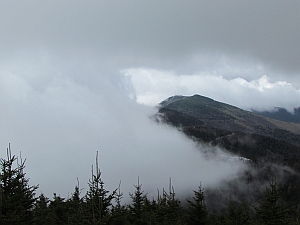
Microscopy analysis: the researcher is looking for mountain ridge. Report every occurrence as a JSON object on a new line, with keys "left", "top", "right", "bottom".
{"left": 159, "top": 94, "right": 300, "bottom": 124}
{"left": 158, "top": 95, "right": 300, "bottom": 142}
{"left": 253, "top": 107, "right": 300, "bottom": 124}
{"left": 157, "top": 94, "right": 300, "bottom": 170}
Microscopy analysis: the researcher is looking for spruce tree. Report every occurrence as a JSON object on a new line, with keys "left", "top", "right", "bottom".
{"left": 163, "top": 179, "right": 183, "bottom": 224}
{"left": 0, "top": 144, "right": 38, "bottom": 224}
{"left": 33, "top": 193, "right": 51, "bottom": 224}
{"left": 84, "top": 151, "right": 116, "bottom": 224}
{"left": 152, "top": 179, "right": 183, "bottom": 225}
{"left": 48, "top": 193, "right": 68, "bottom": 224}
{"left": 224, "top": 199, "right": 252, "bottom": 225}
{"left": 128, "top": 177, "right": 147, "bottom": 225}
{"left": 155, "top": 187, "right": 168, "bottom": 224}
{"left": 253, "top": 179, "right": 288, "bottom": 225}
{"left": 110, "top": 181, "right": 129, "bottom": 225}
{"left": 186, "top": 183, "right": 209, "bottom": 225}
{"left": 67, "top": 180, "right": 85, "bottom": 224}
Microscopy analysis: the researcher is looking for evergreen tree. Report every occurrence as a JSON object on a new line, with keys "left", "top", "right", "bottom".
{"left": 154, "top": 179, "right": 183, "bottom": 225}
{"left": 110, "top": 181, "right": 129, "bottom": 225}
{"left": 155, "top": 188, "right": 169, "bottom": 224}
{"left": 224, "top": 199, "right": 252, "bottom": 225}
{"left": 33, "top": 193, "right": 51, "bottom": 224}
{"left": 128, "top": 177, "right": 148, "bottom": 225}
{"left": 84, "top": 151, "right": 116, "bottom": 224}
{"left": 142, "top": 196, "right": 158, "bottom": 225}
{"left": 48, "top": 193, "right": 68, "bottom": 224}
{"left": 253, "top": 179, "right": 288, "bottom": 225}
{"left": 0, "top": 144, "right": 38, "bottom": 224}
{"left": 163, "top": 179, "right": 183, "bottom": 224}
{"left": 186, "top": 183, "right": 209, "bottom": 225}
{"left": 66, "top": 180, "right": 85, "bottom": 224}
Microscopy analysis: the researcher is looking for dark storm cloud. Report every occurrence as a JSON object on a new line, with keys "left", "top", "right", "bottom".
{"left": 0, "top": 1, "right": 299, "bottom": 77}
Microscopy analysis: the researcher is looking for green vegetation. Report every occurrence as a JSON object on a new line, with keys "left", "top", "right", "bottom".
{"left": 1, "top": 145, "right": 300, "bottom": 224}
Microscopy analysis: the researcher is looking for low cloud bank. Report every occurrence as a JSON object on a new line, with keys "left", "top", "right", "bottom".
{"left": 0, "top": 69, "right": 247, "bottom": 200}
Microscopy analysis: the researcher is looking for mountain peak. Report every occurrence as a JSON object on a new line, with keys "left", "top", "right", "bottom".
{"left": 158, "top": 95, "right": 300, "bottom": 146}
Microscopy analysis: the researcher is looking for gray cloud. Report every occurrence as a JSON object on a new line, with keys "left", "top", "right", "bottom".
{"left": 0, "top": 1, "right": 299, "bottom": 78}
{"left": 0, "top": 1, "right": 298, "bottom": 199}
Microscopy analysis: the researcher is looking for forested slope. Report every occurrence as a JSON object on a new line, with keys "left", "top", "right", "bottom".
{"left": 156, "top": 94, "right": 300, "bottom": 216}
{"left": 157, "top": 94, "right": 300, "bottom": 170}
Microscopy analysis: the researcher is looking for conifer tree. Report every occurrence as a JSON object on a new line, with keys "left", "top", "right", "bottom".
{"left": 84, "top": 151, "right": 116, "bottom": 224}
{"left": 0, "top": 144, "right": 38, "bottom": 224}
{"left": 163, "top": 179, "right": 183, "bottom": 224}
{"left": 33, "top": 193, "right": 51, "bottom": 224}
{"left": 253, "top": 179, "right": 288, "bottom": 225}
{"left": 224, "top": 199, "right": 252, "bottom": 225}
{"left": 186, "top": 183, "right": 209, "bottom": 225}
{"left": 128, "top": 177, "right": 148, "bottom": 225}
{"left": 67, "top": 179, "right": 85, "bottom": 224}
{"left": 48, "top": 193, "right": 68, "bottom": 224}
{"left": 152, "top": 179, "right": 183, "bottom": 225}
{"left": 155, "top": 187, "right": 168, "bottom": 223}
{"left": 142, "top": 196, "right": 157, "bottom": 224}
{"left": 110, "top": 181, "right": 129, "bottom": 225}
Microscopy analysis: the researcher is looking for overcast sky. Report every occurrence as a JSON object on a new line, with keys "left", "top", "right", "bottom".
{"left": 0, "top": 1, "right": 299, "bottom": 199}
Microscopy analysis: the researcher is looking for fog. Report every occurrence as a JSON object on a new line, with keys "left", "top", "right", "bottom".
{"left": 0, "top": 70, "right": 247, "bottom": 199}
{"left": 0, "top": 1, "right": 299, "bottom": 200}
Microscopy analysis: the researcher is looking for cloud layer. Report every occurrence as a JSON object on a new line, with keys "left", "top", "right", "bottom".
{"left": 124, "top": 68, "right": 300, "bottom": 112}
{"left": 0, "top": 1, "right": 299, "bottom": 200}
{"left": 0, "top": 68, "right": 247, "bottom": 199}
{"left": 0, "top": 1, "right": 299, "bottom": 81}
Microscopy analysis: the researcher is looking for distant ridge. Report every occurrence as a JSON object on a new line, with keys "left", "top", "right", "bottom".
{"left": 252, "top": 107, "right": 300, "bottom": 124}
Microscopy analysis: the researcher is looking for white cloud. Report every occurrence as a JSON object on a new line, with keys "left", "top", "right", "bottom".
{"left": 123, "top": 68, "right": 300, "bottom": 112}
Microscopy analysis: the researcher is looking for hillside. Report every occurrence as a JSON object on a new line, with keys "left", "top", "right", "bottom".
{"left": 157, "top": 95, "right": 300, "bottom": 169}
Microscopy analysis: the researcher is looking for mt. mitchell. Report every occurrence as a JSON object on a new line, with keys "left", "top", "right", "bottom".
{"left": 156, "top": 94, "right": 300, "bottom": 169}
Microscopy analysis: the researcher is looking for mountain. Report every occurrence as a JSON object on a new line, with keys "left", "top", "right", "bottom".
{"left": 252, "top": 107, "right": 300, "bottom": 124}
{"left": 156, "top": 94, "right": 300, "bottom": 211}
{"left": 157, "top": 95, "right": 300, "bottom": 169}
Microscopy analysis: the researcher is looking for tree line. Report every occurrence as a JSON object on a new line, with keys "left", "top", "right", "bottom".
{"left": 1, "top": 145, "right": 300, "bottom": 224}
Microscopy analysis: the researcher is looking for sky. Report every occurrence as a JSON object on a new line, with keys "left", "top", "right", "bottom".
{"left": 0, "top": 1, "right": 299, "bottom": 199}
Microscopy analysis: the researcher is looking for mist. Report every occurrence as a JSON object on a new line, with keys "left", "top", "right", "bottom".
{"left": 0, "top": 1, "right": 299, "bottom": 202}
{"left": 0, "top": 67, "right": 248, "bottom": 199}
